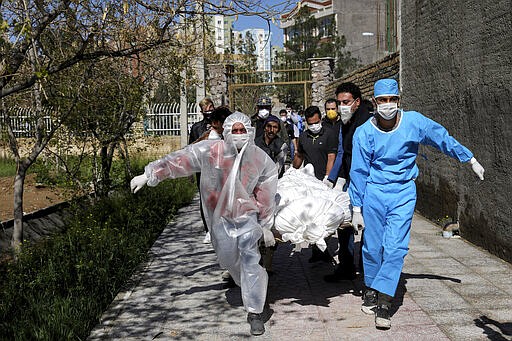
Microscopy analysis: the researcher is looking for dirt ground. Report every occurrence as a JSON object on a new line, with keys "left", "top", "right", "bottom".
{"left": 0, "top": 174, "right": 69, "bottom": 222}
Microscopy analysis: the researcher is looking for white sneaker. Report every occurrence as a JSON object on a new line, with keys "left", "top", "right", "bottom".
{"left": 203, "top": 232, "right": 211, "bottom": 244}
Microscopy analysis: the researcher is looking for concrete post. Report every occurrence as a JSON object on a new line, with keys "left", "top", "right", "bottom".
{"left": 309, "top": 57, "right": 335, "bottom": 108}
{"left": 207, "top": 63, "right": 234, "bottom": 108}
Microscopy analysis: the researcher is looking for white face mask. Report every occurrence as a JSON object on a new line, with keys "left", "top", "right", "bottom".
{"left": 231, "top": 133, "right": 250, "bottom": 150}
{"left": 308, "top": 123, "right": 322, "bottom": 134}
{"left": 258, "top": 109, "right": 270, "bottom": 119}
{"left": 280, "top": 116, "right": 287, "bottom": 122}
{"left": 377, "top": 102, "right": 399, "bottom": 120}
{"left": 338, "top": 105, "right": 354, "bottom": 124}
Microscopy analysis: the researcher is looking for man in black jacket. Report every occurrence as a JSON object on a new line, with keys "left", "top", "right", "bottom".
{"left": 188, "top": 98, "right": 215, "bottom": 242}
{"left": 324, "top": 82, "right": 373, "bottom": 282}
{"left": 189, "top": 98, "right": 215, "bottom": 144}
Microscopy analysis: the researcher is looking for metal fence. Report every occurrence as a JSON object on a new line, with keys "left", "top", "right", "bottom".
{"left": 144, "top": 102, "right": 201, "bottom": 136}
{"left": 1, "top": 103, "right": 202, "bottom": 138}
{"left": 0, "top": 107, "right": 54, "bottom": 138}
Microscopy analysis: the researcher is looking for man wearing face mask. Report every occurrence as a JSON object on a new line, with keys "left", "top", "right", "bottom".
{"left": 189, "top": 98, "right": 216, "bottom": 242}
{"left": 322, "top": 98, "right": 343, "bottom": 137}
{"left": 130, "top": 112, "right": 279, "bottom": 336}
{"left": 189, "top": 98, "right": 215, "bottom": 144}
{"left": 251, "top": 96, "right": 289, "bottom": 145}
{"left": 324, "top": 82, "right": 373, "bottom": 282}
{"left": 293, "top": 105, "right": 338, "bottom": 263}
{"left": 279, "top": 108, "right": 299, "bottom": 161}
{"left": 350, "top": 78, "right": 485, "bottom": 330}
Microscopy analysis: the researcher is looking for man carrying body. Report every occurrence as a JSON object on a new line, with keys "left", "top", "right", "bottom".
{"left": 324, "top": 82, "right": 373, "bottom": 282}
{"left": 255, "top": 115, "right": 288, "bottom": 177}
{"left": 349, "top": 79, "right": 485, "bottom": 329}
{"left": 293, "top": 105, "right": 338, "bottom": 263}
{"left": 131, "top": 112, "right": 278, "bottom": 336}
{"left": 255, "top": 115, "right": 288, "bottom": 274}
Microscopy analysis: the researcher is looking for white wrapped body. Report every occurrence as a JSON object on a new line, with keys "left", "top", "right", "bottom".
{"left": 274, "top": 164, "right": 351, "bottom": 251}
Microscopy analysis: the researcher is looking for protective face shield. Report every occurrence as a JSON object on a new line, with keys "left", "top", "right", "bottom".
{"left": 308, "top": 122, "right": 322, "bottom": 134}
{"left": 223, "top": 111, "right": 255, "bottom": 152}
{"left": 376, "top": 102, "right": 399, "bottom": 120}
{"left": 326, "top": 109, "right": 338, "bottom": 120}
{"left": 258, "top": 108, "right": 270, "bottom": 119}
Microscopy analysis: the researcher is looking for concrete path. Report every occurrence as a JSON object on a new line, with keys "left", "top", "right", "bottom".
{"left": 89, "top": 195, "right": 512, "bottom": 340}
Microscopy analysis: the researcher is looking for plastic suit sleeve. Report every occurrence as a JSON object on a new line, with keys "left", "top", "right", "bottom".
{"left": 327, "top": 128, "right": 344, "bottom": 183}
{"left": 420, "top": 115, "right": 473, "bottom": 163}
{"left": 254, "top": 160, "right": 279, "bottom": 231}
{"left": 144, "top": 141, "right": 206, "bottom": 186}
{"left": 276, "top": 142, "right": 288, "bottom": 173}
{"left": 348, "top": 129, "right": 372, "bottom": 208}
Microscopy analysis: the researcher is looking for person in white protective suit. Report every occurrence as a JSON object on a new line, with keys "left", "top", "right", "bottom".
{"left": 130, "top": 112, "right": 278, "bottom": 336}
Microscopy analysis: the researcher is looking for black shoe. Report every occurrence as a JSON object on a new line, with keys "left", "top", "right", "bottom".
{"left": 247, "top": 312, "right": 265, "bottom": 335}
{"left": 323, "top": 266, "right": 356, "bottom": 282}
{"left": 375, "top": 304, "right": 391, "bottom": 329}
{"left": 308, "top": 250, "right": 333, "bottom": 263}
{"left": 361, "top": 289, "right": 377, "bottom": 314}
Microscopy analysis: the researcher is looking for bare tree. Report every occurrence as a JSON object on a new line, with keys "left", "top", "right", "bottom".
{"left": 0, "top": 0, "right": 293, "bottom": 254}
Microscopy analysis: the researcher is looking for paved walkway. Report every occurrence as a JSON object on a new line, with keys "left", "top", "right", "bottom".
{"left": 89, "top": 195, "right": 512, "bottom": 340}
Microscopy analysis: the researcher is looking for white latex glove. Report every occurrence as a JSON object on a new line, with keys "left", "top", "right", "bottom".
{"left": 130, "top": 174, "right": 148, "bottom": 193}
{"left": 262, "top": 229, "right": 276, "bottom": 247}
{"left": 470, "top": 157, "right": 484, "bottom": 181}
{"left": 352, "top": 206, "right": 365, "bottom": 231}
{"left": 322, "top": 175, "right": 333, "bottom": 189}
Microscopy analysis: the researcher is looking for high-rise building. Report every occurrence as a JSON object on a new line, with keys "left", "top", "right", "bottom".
{"left": 281, "top": 0, "right": 400, "bottom": 66}
{"left": 212, "top": 15, "right": 235, "bottom": 54}
{"left": 232, "top": 28, "right": 272, "bottom": 71}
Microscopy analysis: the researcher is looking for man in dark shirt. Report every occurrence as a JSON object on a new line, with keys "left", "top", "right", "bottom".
{"left": 322, "top": 98, "right": 342, "bottom": 139}
{"left": 324, "top": 82, "right": 373, "bottom": 282}
{"left": 255, "top": 115, "right": 288, "bottom": 177}
{"left": 255, "top": 115, "right": 288, "bottom": 274}
{"left": 188, "top": 98, "right": 215, "bottom": 242}
{"left": 293, "top": 106, "right": 337, "bottom": 181}
{"left": 293, "top": 106, "right": 338, "bottom": 263}
{"left": 189, "top": 98, "right": 215, "bottom": 144}
{"left": 251, "top": 96, "right": 289, "bottom": 145}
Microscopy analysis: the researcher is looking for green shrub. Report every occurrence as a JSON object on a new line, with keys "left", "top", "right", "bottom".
{"left": 0, "top": 177, "right": 196, "bottom": 340}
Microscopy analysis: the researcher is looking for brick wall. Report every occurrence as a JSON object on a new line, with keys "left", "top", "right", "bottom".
{"left": 401, "top": 1, "right": 512, "bottom": 262}
{"left": 326, "top": 52, "right": 399, "bottom": 100}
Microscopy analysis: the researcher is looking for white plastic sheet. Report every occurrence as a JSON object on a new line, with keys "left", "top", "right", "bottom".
{"left": 274, "top": 164, "right": 351, "bottom": 251}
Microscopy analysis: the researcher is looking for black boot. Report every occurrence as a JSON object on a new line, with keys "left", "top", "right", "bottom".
{"left": 375, "top": 292, "right": 393, "bottom": 330}
{"left": 247, "top": 312, "right": 265, "bottom": 335}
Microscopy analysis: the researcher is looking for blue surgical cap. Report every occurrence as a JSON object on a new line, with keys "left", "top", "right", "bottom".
{"left": 374, "top": 79, "right": 400, "bottom": 98}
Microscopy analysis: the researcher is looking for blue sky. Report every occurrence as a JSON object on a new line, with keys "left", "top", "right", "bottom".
{"left": 232, "top": 1, "right": 296, "bottom": 47}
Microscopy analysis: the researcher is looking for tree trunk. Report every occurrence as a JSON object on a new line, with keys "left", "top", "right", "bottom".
{"left": 11, "top": 164, "right": 27, "bottom": 252}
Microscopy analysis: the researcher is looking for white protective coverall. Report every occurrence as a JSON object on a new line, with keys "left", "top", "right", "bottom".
{"left": 143, "top": 112, "right": 278, "bottom": 314}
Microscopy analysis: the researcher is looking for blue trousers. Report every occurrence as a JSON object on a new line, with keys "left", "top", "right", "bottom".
{"left": 362, "top": 181, "right": 416, "bottom": 297}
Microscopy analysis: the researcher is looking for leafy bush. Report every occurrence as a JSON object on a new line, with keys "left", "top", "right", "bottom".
{"left": 0, "top": 177, "right": 196, "bottom": 340}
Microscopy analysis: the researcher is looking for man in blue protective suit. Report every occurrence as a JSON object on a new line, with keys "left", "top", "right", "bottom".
{"left": 349, "top": 78, "right": 485, "bottom": 330}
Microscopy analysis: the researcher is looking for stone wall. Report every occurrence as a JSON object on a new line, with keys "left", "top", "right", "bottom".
{"left": 401, "top": 1, "right": 512, "bottom": 262}
{"left": 309, "top": 57, "right": 334, "bottom": 108}
{"left": 326, "top": 52, "right": 399, "bottom": 100}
